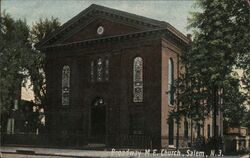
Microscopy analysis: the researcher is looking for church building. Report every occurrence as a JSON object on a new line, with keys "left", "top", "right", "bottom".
{"left": 37, "top": 4, "right": 222, "bottom": 149}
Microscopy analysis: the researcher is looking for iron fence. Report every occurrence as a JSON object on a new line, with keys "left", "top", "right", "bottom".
{"left": 2, "top": 133, "right": 154, "bottom": 149}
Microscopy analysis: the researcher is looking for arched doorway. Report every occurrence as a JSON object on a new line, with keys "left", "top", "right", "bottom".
{"left": 91, "top": 97, "right": 106, "bottom": 136}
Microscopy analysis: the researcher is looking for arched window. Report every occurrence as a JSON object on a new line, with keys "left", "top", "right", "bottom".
{"left": 96, "top": 58, "right": 103, "bottom": 82}
{"left": 133, "top": 57, "right": 143, "bottom": 102}
{"left": 62, "top": 65, "right": 70, "bottom": 105}
{"left": 90, "top": 57, "right": 109, "bottom": 82}
{"left": 168, "top": 58, "right": 174, "bottom": 105}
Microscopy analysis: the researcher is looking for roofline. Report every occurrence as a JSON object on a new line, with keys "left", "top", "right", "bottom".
{"left": 36, "top": 4, "right": 190, "bottom": 49}
{"left": 36, "top": 4, "right": 95, "bottom": 48}
{"left": 39, "top": 28, "right": 189, "bottom": 51}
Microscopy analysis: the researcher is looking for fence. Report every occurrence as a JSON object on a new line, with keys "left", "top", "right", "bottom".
{"left": 2, "top": 133, "right": 84, "bottom": 147}
{"left": 2, "top": 133, "right": 155, "bottom": 149}
{"left": 1, "top": 110, "right": 155, "bottom": 149}
{"left": 107, "top": 134, "right": 155, "bottom": 149}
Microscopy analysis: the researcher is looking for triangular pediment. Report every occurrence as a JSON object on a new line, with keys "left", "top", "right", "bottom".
{"left": 37, "top": 4, "right": 168, "bottom": 48}
{"left": 60, "top": 17, "right": 142, "bottom": 44}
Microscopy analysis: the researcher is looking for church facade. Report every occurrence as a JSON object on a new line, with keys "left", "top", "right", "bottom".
{"left": 37, "top": 4, "right": 222, "bottom": 148}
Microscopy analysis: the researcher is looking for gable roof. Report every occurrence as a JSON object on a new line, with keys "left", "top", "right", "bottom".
{"left": 36, "top": 4, "right": 190, "bottom": 49}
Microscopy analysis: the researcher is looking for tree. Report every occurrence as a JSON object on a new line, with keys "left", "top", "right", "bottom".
{"left": 28, "top": 17, "right": 60, "bottom": 105}
{"left": 0, "top": 13, "right": 60, "bottom": 134}
{"left": 0, "top": 13, "right": 33, "bottom": 135}
{"left": 0, "top": 12, "right": 31, "bottom": 114}
{"left": 242, "top": 110, "right": 250, "bottom": 130}
{"left": 171, "top": 0, "right": 249, "bottom": 150}
{"left": 223, "top": 74, "right": 247, "bottom": 128}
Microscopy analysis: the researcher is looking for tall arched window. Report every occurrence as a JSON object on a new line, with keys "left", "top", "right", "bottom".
{"left": 90, "top": 57, "right": 109, "bottom": 82}
{"left": 133, "top": 57, "right": 143, "bottom": 102}
{"left": 168, "top": 58, "right": 174, "bottom": 105}
{"left": 62, "top": 65, "right": 70, "bottom": 105}
{"left": 96, "top": 58, "right": 103, "bottom": 82}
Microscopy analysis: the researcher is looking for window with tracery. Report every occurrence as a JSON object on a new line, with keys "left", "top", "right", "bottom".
{"left": 133, "top": 57, "right": 143, "bottom": 102}
{"left": 90, "top": 57, "right": 109, "bottom": 82}
{"left": 62, "top": 65, "right": 70, "bottom": 105}
{"left": 168, "top": 58, "right": 174, "bottom": 105}
{"left": 96, "top": 58, "right": 103, "bottom": 82}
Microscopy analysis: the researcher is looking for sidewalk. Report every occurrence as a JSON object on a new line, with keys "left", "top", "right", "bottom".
{"left": 241, "top": 154, "right": 250, "bottom": 158}
{"left": 0, "top": 146, "right": 112, "bottom": 157}
{"left": 1, "top": 146, "right": 246, "bottom": 158}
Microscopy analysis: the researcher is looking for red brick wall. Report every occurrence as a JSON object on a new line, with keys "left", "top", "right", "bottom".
{"left": 161, "top": 38, "right": 182, "bottom": 148}
{"left": 45, "top": 36, "right": 163, "bottom": 148}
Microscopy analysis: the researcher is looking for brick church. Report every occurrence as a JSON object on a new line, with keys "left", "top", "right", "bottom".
{"left": 37, "top": 4, "right": 222, "bottom": 148}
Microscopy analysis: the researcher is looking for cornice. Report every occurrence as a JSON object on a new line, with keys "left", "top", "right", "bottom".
{"left": 41, "top": 29, "right": 189, "bottom": 52}
{"left": 38, "top": 9, "right": 158, "bottom": 48}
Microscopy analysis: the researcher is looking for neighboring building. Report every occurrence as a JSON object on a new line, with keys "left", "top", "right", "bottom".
{"left": 21, "top": 79, "right": 35, "bottom": 102}
{"left": 3, "top": 78, "right": 36, "bottom": 135}
{"left": 37, "top": 4, "right": 223, "bottom": 148}
{"left": 224, "top": 127, "right": 250, "bottom": 153}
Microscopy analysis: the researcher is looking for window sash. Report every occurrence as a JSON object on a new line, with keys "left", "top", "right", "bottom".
{"left": 133, "top": 57, "right": 143, "bottom": 103}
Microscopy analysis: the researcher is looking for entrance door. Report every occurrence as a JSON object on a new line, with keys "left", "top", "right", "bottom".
{"left": 168, "top": 118, "right": 174, "bottom": 145}
{"left": 91, "top": 97, "right": 106, "bottom": 136}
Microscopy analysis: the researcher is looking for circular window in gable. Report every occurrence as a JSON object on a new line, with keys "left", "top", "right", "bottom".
{"left": 97, "top": 26, "right": 104, "bottom": 35}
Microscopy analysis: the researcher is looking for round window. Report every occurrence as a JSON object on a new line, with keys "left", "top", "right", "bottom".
{"left": 97, "top": 26, "right": 104, "bottom": 35}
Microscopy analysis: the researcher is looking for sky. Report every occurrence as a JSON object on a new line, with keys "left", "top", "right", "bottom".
{"left": 2, "top": 0, "right": 196, "bottom": 101}
{"left": 2, "top": 0, "right": 196, "bottom": 35}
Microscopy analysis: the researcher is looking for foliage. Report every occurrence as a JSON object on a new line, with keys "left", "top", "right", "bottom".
{"left": 28, "top": 17, "right": 60, "bottom": 105}
{"left": 172, "top": 0, "right": 250, "bottom": 124}
{"left": 0, "top": 12, "right": 31, "bottom": 114}
{"left": 170, "top": 0, "right": 250, "bottom": 149}
{"left": 191, "top": 136, "right": 205, "bottom": 151}
{"left": 0, "top": 13, "right": 60, "bottom": 115}
{"left": 204, "top": 136, "right": 223, "bottom": 154}
{"left": 223, "top": 75, "right": 247, "bottom": 127}
{"left": 30, "top": 17, "right": 60, "bottom": 44}
{"left": 242, "top": 110, "right": 250, "bottom": 129}
{"left": 191, "top": 136, "right": 224, "bottom": 154}
{"left": 0, "top": 13, "right": 60, "bottom": 135}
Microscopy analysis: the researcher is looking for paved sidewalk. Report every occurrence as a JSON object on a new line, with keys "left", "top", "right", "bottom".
{"left": 0, "top": 146, "right": 112, "bottom": 157}
{"left": 240, "top": 154, "right": 250, "bottom": 158}
{"left": 1, "top": 146, "right": 246, "bottom": 158}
